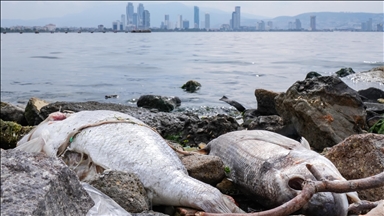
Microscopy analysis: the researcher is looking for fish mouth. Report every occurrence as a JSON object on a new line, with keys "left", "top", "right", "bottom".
{"left": 287, "top": 177, "right": 348, "bottom": 216}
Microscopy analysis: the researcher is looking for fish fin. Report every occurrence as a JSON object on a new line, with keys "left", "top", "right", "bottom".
{"left": 300, "top": 137, "right": 311, "bottom": 149}
{"left": 347, "top": 192, "right": 361, "bottom": 203}
{"left": 16, "top": 136, "right": 46, "bottom": 153}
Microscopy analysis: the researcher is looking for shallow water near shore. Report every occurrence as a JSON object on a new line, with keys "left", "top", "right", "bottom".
{"left": 1, "top": 32, "right": 383, "bottom": 116}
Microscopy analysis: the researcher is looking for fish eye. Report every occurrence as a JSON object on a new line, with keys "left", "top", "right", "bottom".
{"left": 288, "top": 177, "right": 305, "bottom": 190}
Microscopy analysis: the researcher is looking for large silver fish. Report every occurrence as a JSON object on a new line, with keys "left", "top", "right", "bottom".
{"left": 204, "top": 130, "right": 359, "bottom": 216}
{"left": 16, "top": 110, "right": 244, "bottom": 213}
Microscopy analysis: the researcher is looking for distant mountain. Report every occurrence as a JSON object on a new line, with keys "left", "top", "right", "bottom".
{"left": 1, "top": 4, "right": 382, "bottom": 30}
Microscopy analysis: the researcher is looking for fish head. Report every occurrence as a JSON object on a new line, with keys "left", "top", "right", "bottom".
{"left": 276, "top": 159, "right": 349, "bottom": 216}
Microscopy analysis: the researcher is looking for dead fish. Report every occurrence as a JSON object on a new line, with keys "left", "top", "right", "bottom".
{"left": 203, "top": 130, "right": 360, "bottom": 216}
{"left": 16, "top": 110, "right": 244, "bottom": 214}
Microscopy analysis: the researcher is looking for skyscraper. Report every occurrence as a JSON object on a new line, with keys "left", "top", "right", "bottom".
{"left": 194, "top": 6, "right": 199, "bottom": 29}
{"left": 205, "top": 13, "right": 210, "bottom": 29}
{"left": 121, "top": 14, "right": 126, "bottom": 30}
{"left": 126, "top": 2, "right": 134, "bottom": 25}
{"left": 137, "top": 3, "right": 144, "bottom": 29}
{"left": 235, "top": 6, "right": 240, "bottom": 29}
{"left": 183, "top": 20, "right": 189, "bottom": 29}
{"left": 231, "top": 12, "right": 237, "bottom": 30}
{"left": 295, "top": 19, "right": 301, "bottom": 30}
{"left": 310, "top": 16, "right": 316, "bottom": 31}
{"left": 133, "top": 13, "right": 138, "bottom": 29}
{"left": 143, "top": 10, "right": 150, "bottom": 29}
{"left": 164, "top": 15, "right": 169, "bottom": 29}
{"left": 178, "top": 15, "right": 183, "bottom": 29}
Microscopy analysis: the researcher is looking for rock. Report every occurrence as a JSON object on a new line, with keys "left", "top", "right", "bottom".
{"left": 358, "top": 87, "right": 384, "bottom": 103}
{"left": 1, "top": 148, "right": 94, "bottom": 215}
{"left": 254, "top": 89, "right": 280, "bottom": 115}
{"left": 244, "top": 115, "right": 284, "bottom": 131}
{"left": 24, "top": 97, "right": 50, "bottom": 126}
{"left": 181, "top": 154, "right": 226, "bottom": 186}
{"left": 275, "top": 76, "right": 368, "bottom": 151}
{"left": 181, "top": 80, "right": 201, "bottom": 93}
{"left": 216, "top": 178, "right": 242, "bottom": 196}
{"left": 324, "top": 134, "right": 384, "bottom": 201}
{"left": 335, "top": 67, "right": 355, "bottom": 77}
{"left": 364, "top": 102, "right": 384, "bottom": 114}
{"left": 89, "top": 171, "right": 150, "bottom": 213}
{"left": 348, "top": 66, "right": 384, "bottom": 84}
{"left": 306, "top": 71, "right": 322, "bottom": 79}
{"left": 136, "top": 95, "right": 181, "bottom": 112}
{"left": 0, "top": 119, "right": 34, "bottom": 149}
{"left": 0, "top": 102, "right": 28, "bottom": 125}
{"left": 181, "top": 114, "right": 239, "bottom": 147}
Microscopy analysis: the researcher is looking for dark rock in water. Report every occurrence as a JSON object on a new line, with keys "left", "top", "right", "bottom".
{"left": 137, "top": 95, "right": 181, "bottom": 112}
{"left": 1, "top": 148, "right": 94, "bottom": 215}
{"left": 254, "top": 89, "right": 280, "bottom": 115}
{"left": 306, "top": 71, "right": 322, "bottom": 79}
{"left": 358, "top": 87, "right": 384, "bottom": 103}
{"left": 0, "top": 119, "right": 34, "bottom": 149}
{"left": 0, "top": 102, "right": 28, "bottom": 125}
{"left": 335, "top": 67, "right": 355, "bottom": 77}
{"left": 181, "top": 154, "right": 226, "bottom": 186}
{"left": 275, "top": 76, "right": 367, "bottom": 151}
{"left": 324, "top": 133, "right": 384, "bottom": 201}
{"left": 89, "top": 171, "right": 150, "bottom": 213}
{"left": 220, "top": 96, "right": 246, "bottom": 112}
{"left": 24, "top": 97, "right": 49, "bottom": 126}
{"left": 181, "top": 80, "right": 201, "bottom": 93}
{"left": 105, "top": 94, "right": 119, "bottom": 99}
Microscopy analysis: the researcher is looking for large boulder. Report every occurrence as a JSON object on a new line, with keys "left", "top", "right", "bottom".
{"left": 24, "top": 97, "right": 50, "bottom": 126}
{"left": 358, "top": 87, "right": 384, "bottom": 103}
{"left": 275, "top": 76, "right": 368, "bottom": 151}
{"left": 0, "top": 102, "right": 28, "bottom": 125}
{"left": 1, "top": 148, "right": 94, "bottom": 215}
{"left": 89, "top": 171, "right": 150, "bottom": 213}
{"left": 181, "top": 154, "right": 226, "bottom": 186}
{"left": 254, "top": 89, "right": 280, "bottom": 115}
{"left": 137, "top": 95, "right": 181, "bottom": 112}
{"left": 0, "top": 119, "right": 34, "bottom": 149}
{"left": 324, "top": 134, "right": 384, "bottom": 201}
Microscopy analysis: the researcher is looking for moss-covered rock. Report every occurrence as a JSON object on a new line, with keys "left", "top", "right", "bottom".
{"left": 335, "top": 67, "right": 355, "bottom": 78}
{"left": 0, "top": 119, "right": 34, "bottom": 149}
{"left": 181, "top": 80, "right": 201, "bottom": 93}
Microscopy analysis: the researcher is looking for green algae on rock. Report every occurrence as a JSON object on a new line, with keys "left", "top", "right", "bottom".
{"left": 0, "top": 119, "right": 34, "bottom": 149}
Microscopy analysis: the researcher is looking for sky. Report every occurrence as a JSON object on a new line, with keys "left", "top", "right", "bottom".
{"left": 1, "top": 1, "right": 383, "bottom": 20}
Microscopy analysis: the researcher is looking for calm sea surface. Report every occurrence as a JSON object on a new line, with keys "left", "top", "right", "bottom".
{"left": 1, "top": 32, "right": 383, "bottom": 115}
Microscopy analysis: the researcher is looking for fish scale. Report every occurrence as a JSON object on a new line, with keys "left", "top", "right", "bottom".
{"left": 17, "top": 110, "right": 244, "bottom": 213}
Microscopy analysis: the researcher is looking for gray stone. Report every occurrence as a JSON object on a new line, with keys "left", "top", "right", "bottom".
{"left": 181, "top": 80, "right": 201, "bottom": 93}
{"left": 324, "top": 133, "right": 384, "bottom": 201}
{"left": 364, "top": 102, "right": 384, "bottom": 114}
{"left": 1, "top": 148, "right": 94, "bottom": 215}
{"left": 244, "top": 115, "right": 284, "bottom": 131}
{"left": 254, "top": 89, "right": 280, "bottom": 116}
{"left": 305, "top": 71, "right": 322, "bottom": 79}
{"left": 358, "top": 87, "right": 384, "bottom": 103}
{"left": 24, "top": 97, "right": 50, "bottom": 126}
{"left": 181, "top": 154, "right": 226, "bottom": 186}
{"left": 348, "top": 66, "right": 384, "bottom": 84}
{"left": 0, "top": 101, "right": 27, "bottom": 125}
{"left": 335, "top": 67, "right": 355, "bottom": 78}
{"left": 89, "top": 171, "right": 150, "bottom": 213}
{"left": 275, "top": 76, "right": 368, "bottom": 151}
{"left": 0, "top": 119, "right": 34, "bottom": 149}
{"left": 137, "top": 95, "right": 181, "bottom": 112}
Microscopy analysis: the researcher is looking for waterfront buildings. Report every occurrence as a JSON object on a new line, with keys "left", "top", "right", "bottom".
{"left": 194, "top": 6, "right": 199, "bottom": 29}
{"left": 178, "top": 15, "right": 183, "bottom": 29}
{"left": 137, "top": 3, "right": 144, "bottom": 28}
{"left": 183, "top": 20, "right": 189, "bottom": 29}
{"left": 257, "top": 20, "right": 265, "bottom": 30}
{"left": 164, "top": 15, "right": 170, "bottom": 29}
{"left": 121, "top": 14, "right": 126, "bottom": 30}
{"left": 310, "top": 16, "right": 316, "bottom": 31}
{"left": 230, "top": 6, "right": 241, "bottom": 30}
{"left": 205, "top": 13, "right": 210, "bottom": 29}
{"left": 143, "top": 10, "right": 150, "bottom": 29}
{"left": 295, "top": 19, "right": 301, "bottom": 30}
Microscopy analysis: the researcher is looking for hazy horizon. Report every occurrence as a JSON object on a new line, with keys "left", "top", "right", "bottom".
{"left": 1, "top": 1, "right": 383, "bottom": 21}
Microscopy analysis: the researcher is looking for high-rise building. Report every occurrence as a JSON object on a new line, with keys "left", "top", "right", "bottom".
{"left": 310, "top": 16, "right": 316, "bottom": 31}
{"left": 231, "top": 12, "right": 237, "bottom": 30}
{"left": 194, "top": 6, "right": 199, "bottom": 29}
{"left": 183, "top": 20, "right": 189, "bottom": 29}
{"left": 133, "top": 13, "right": 138, "bottom": 29}
{"left": 267, "top": 21, "right": 273, "bottom": 30}
{"left": 258, "top": 20, "right": 265, "bottom": 30}
{"left": 126, "top": 2, "right": 134, "bottom": 25}
{"left": 367, "top": 18, "right": 373, "bottom": 31}
{"left": 143, "top": 10, "right": 150, "bottom": 29}
{"left": 137, "top": 3, "right": 144, "bottom": 29}
{"left": 235, "top": 6, "right": 240, "bottom": 29}
{"left": 295, "top": 19, "right": 301, "bottom": 30}
{"left": 121, "top": 14, "right": 126, "bottom": 30}
{"left": 112, "top": 21, "right": 118, "bottom": 30}
{"left": 205, "top": 13, "right": 210, "bottom": 29}
{"left": 377, "top": 23, "right": 383, "bottom": 32}
{"left": 164, "top": 15, "right": 169, "bottom": 29}
{"left": 178, "top": 15, "right": 183, "bottom": 29}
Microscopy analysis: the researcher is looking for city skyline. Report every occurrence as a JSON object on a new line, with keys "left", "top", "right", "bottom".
{"left": 1, "top": 1, "right": 382, "bottom": 20}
